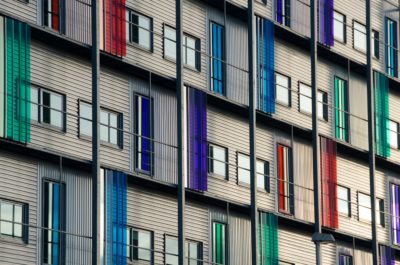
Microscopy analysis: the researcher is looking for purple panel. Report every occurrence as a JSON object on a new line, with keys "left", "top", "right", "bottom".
{"left": 380, "top": 245, "right": 395, "bottom": 265}
{"left": 319, "top": 0, "right": 334, "bottom": 46}
{"left": 188, "top": 88, "right": 207, "bottom": 191}
{"left": 396, "top": 186, "right": 400, "bottom": 243}
{"left": 276, "top": 0, "right": 283, "bottom": 24}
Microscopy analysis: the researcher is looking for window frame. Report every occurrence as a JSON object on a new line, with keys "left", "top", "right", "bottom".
{"left": 385, "top": 17, "right": 398, "bottom": 77}
{"left": 275, "top": 72, "right": 291, "bottom": 107}
{"left": 126, "top": 8, "right": 154, "bottom": 52}
{"left": 127, "top": 226, "right": 154, "bottom": 263}
{"left": 353, "top": 20, "right": 367, "bottom": 54}
{"left": 358, "top": 191, "right": 372, "bottom": 223}
{"left": 211, "top": 221, "right": 227, "bottom": 265}
{"left": 31, "top": 85, "right": 67, "bottom": 132}
{"left": 337, "top": 185, "right": 351, "bottom": 218}
{"left": 162, "top": 23, "right": 201, "bottom": 71}
{"left": 209, "top": 20, "right": 226, "bottom": 95}
{"left": 207, "top": 142, "right": 229, "bottom": 180}
{"left": 376, "top": 197, "right": 385, "bottom": 227}
{"left": 164, "top": 234, "right": 203, "bottom": 265}
{"left": 372, "top": 29, "right": 380, "bottom": 60}
{"left": 298, "top": 82, "right": 312, "bottom": 115}
{"left": 317, "top": 89, "right": 328, "bottom": 122}
{"left": 333, "top": 10, "right": 346, "bottom": 44}
{"left": 338, "top": 253, "right": 353, "bottom": 265}
{"left": 388, "top": 119, "right": 399, "bottom": 150}
{"left": 236, "top": 152, "right": 270, "bottom": 192}
{"left": 277, "top": 143, "right": 294, "bottom": 215}
{"left": 78, "top": 100, "right": 123, "bottom": 148}
{"left": 0, "top": 198, "right": 28, "bottom": 244}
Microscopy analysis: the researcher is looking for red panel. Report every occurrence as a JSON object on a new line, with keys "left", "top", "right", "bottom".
{"left": 320, "top": 137, "right": 338, "bottom": 229}
{"left": 278, "top": 145, "right": 285, "bottom": 212}
{"left": 52, "top": 0, "right": 59, "bottom": 31}
{"left": 103, "top": 0, "right": 126, "bottom": 57}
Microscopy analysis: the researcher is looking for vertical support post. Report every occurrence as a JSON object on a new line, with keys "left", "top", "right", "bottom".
{"left": 366, "top": 1, "right": 378, "bottom": 264}
{"left": 311, "top": 0, "right": 321, "bottom": 264}
{"left": 91, "top": 0, "right": 101, "bottom": 264}
{"left": 248, "top": 1, "right": 257, "bottom": 265}
{"left": 176, "top": 0, "right": 185, "bottom": 265}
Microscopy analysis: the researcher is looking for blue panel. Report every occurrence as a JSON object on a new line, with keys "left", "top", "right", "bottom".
{"left": 53, "top": 183, "right": 60, "bottom": 265}
{"left": 256, "top": 17, "right": 275, "bottom": 113}
{"left": 211, "top": 22, "right": 224, "bottom": 95}
{"left": 141, "top": 97, "right": 151, "bottom": 172}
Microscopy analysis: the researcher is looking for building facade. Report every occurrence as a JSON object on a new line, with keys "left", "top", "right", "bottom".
{"left": 0, "top": 0, "right": 400, "bottom": 264}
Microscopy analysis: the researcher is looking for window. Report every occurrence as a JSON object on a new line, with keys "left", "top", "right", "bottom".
{"left": 334, "top": 77, "right": 349, "bottom": 142}
{"left": 318, "top": 90, "right": 328, "bottom": 121}
{"left": 134, "top": 95, "right": 154, "bottom": 174}
{"left": 79, "top": 101, "right": 123, "bottom": 147}
{"left": 372, "top": 30, "right": 379, "bottom": 59}
{"left": 353, "top": 21, "right": 366, "bottom": 53}
{"left": 43, "top": 180, "right": 65, "bottom": 265}
{"left": 127, "top": 228, "right": 153, "bottom": 263}
{"left": 43, "top": 0, "right": 61, "bottom": 32}
{"left": 377, "top": 198, "right": 385, "bottom": 227}
{"left": 126, "top": 9, "right": 152, "bottom": 51}
{"left": 212, "top": 222, "right": 226, "bottom": 265}
{"left": 275, "top": 73, "right": 291, "bottom": 106}
{"left": 237, "top": 153, "right": 270, "bottom": 191}
{"left": 208, "top": 143, "right": 228, "bottom": 179}
{"left": 31, "top": 86, "right": 65, "bottom": 130}
{"left": 390, "top": 183, "right": 400, "bottom": 245}
{"left": 385, "top": 18, "right": 398, "bottom": 77}
{"left": 276, "top": 0, "right": 290, "bottom": 27}
{"left": 165, "top": 236, "right": 202, "bottom": 265}
{"left": 333, "top": 11, "right": 346, "bottom": 43}
{"left": 389, "top": 120, "right": 399, "bottom": 149}
{"left": 338, "top": 186, "right": 350, "bottom": 217}
{"left": 277, "top": 144, "right": 293, "bottom": 214}
{"left": 210, "top": 22, "right": 225, "bottom": 95}
{"left": 339, "top": 254, "right": 353, "bottom": 265}
{"left": 299, "top": 83, "right": 311, "bottom": 114}
{"left": 358, "top": 192, "right": 371, "bottom": 222}
{"left": 0, "top": 199, "right": 27, "bottom": 241}
{"left": 163, "top": 25, "right": 200, "bottom": 70}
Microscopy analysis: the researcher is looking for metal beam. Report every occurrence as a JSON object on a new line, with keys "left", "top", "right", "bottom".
{"left": 176, "top": 0, "right": 185, "bottom": 264}
{"left": 310, "top": 0, "right": 321, "bottom": 264}
{"left": 366, "top": 0, "right": 378, "bottom": 264}
{"left": 247, "top": 1, "right": 257, "bottom": 265}
{"left": 91, "top": 0, "right": 100, "bottom": 263}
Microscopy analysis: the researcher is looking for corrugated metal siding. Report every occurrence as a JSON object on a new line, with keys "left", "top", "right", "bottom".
{"left": 0, "top": 150, "right": 38, "bottom": 265}
{"left": 65, "top": 0, "right": 92, "bottom": 45}
{"left": 129, "top": 77, "right": 178, "bottom": 184}
{"left": 0, "top": 0, "right": 37, "bottom": 24}
{"left": 37, "top": 161, "right": 92, "bottom": 264}
{"left": 388, "top": 89, "right": 400, "bottom": 164}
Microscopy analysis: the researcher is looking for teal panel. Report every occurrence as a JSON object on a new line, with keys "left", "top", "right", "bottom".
{"left": 258, "top": 212, "right": 278, "bottom": 265}
{"left": 374, "top": 71, "right": 390, "bottom": 158}
{"left": 5, "top": 18, "right": 30, "bottom": 143}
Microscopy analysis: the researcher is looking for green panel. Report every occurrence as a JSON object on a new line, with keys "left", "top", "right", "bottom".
{"left": 258, "top": 212, "right": 278, "bottom": 265}
{"left": 0, "top": 16, "right": 5, "bottom": 138}
{"left": 334, "top": 77, "right": 349, "bottom": 142}
{"left": 5, "top": 18, "right": 30, "bottom": 143}
{"left": 213, "top": 222, "right": 225, "bottom": 264}
{"left": 374, "top": 71, "right": 390, "bottom": 158}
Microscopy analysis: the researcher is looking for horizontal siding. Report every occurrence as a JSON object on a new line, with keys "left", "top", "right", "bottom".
{"left": 0, "top": 150, "right": 38, "bottom": 264}
{"left": 0, "top": 0, "right": 37, "bottom": 24}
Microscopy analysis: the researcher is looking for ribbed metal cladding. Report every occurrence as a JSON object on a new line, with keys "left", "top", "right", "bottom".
{"left": 37, "top": 161, "right": 92, "bottom": 264}
{"left": 65, "top": 0, "right": 92, "bottom": 45}
{"left": 130, "top": 77, "right": 178, "bottom": 184}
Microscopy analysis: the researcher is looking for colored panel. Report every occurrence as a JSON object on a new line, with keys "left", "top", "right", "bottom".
{"left": 386, "top": 18, "right": 398, "bottom": 78}
{"left": 276, "top": 0, "right": 283, "bottom": 24}
{"left": 105, "top": 170, "right": 127, "bottom": 265}
{"left": 210, "top": 22, "right": 224, "bottom": 95}
{"left": 278, "top": 144, "right": 293, "bottom": 214}
{"left": 334, "top": 77, "right": 349, "bottom": 142}
{"left": 319, "top": 0, "right": 334, "bottom": 46}
{"left": 380, "top": 245, "right": 395, "bottom": 265}
{"left": 5, "top": 18, "right": 31, "bottom": 143}
{"left": 374, "top": 71, "right": 390, "bottom": 158}
{"left": 0, "top": 16, "right": 4, "bottom": 138}
{"left": 391, "top": 184, "right": 400, "bottom": 245}
{"left": 103, "top": 0, "right": 126, "bottom": 57}
{"left": 256, "top": 17, "right": 275, "bottom": 114}
{"left": 213, "top": 222, "right": 225, "bottom": 264}
{"left": 188, "top": 88, "right": 207, "bottom": 191}
{"left": 135, "top": 95, "right": 153, "bottom": 174}
{"left": 258, "top": 212, "right": 278, "bottom": 265}
{"left": 320, "top": 137, "right": 338, "bottom": 229}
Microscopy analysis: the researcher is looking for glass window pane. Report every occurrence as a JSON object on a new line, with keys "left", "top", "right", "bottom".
{"left": 1, "top": 203, "right": 13, "bottom": 235}
{"left": 166, "top": 236, "right": 178, "bottom": 265}
{"left": 359, "top": 193, "right": 371, "bottom": 221}
{"left": 334, "top": 12, "right": 345, "bottom": 42}
{"left": 50, "top": 93, "right": 63, "bottom": 128}
{"left": 13, "top": 205, "right": 22, "bottom": 237}
{"left": 389, "top": 120, "right": 398, "bottom": 149}
{"left": 317, "top": 91, "right": 327, "bottom": 121}
{"left": 338, "top": 186, "right": 349, "bottom": 216}
{"left": 185, "top": 36, "right": 196, "bottom": 68}
{"left": 138, "top": 16, "right": 151, "bottom": 49}
{"left": 211, "top": 145, "right": 226, "bottom": 177}
{"left": 138, "top": 230, "right": 151, "bottom": 261}
{"left": 31, "top": 87, "right": 39, "bottom": 121}
{"left": 354, "top": 22, "right": 366, "bottom": 52}
{"left": 238, "top": 154, "right": 250, "bottom": 184}
{"left": 165, "top": 26, "right": 176, "bottom": 60}
{"left": 276, "top": 73, "right": 290, "bottom": 106}
{"left": 256, "top": 160, "right": 265, "bottom": 190}
{"left": 42, "top": 91, "right": 51, "bottom": 124}
{"left": 100, "top": 111, "right": 109, "bottom": 142}
{"left": 299, "top": 84, "right": 312, "bottom": 114}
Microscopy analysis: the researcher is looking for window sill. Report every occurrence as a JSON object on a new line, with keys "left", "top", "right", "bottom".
{"left": 126, "top": 42, "right": 153, "bottom": 54}
{"left": 78, "top": 135, "right": 123, "bottom": 150}
{"left": 237, "top": 181, "right": 268, "bottom": 193}
{"left": 0, "top": 235, "right": 27, "bottom": 246}
{"left": 334, "top": 39, "right": 346, "bottom": 45}
{"left": 208, "top": 173, "right": 228, "bottom": 182}
{"left": 31, "top": 121, "right": 66, "bottom": 135}
{"left": 163, "top": 56, "right": 201, "bottom": 73}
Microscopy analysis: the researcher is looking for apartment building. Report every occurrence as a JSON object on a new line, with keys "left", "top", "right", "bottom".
{"left": 0, "top": 0, "right": 400, "bottom": 264}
